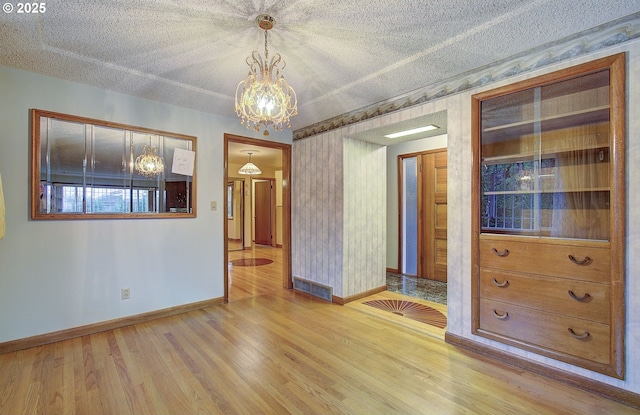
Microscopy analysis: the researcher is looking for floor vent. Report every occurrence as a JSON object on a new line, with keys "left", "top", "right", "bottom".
{"left": 293, "top": 277, "right": 332, "bottom": 302}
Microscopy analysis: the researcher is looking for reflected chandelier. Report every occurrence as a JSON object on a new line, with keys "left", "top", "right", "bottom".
{"left": 135, "top": 140, "right": 164, "bottom": 178}
{"left": 235, "top": 14, "right": 297, "bottom": 136}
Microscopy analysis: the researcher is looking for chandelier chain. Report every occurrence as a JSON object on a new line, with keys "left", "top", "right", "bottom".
{"left": 264, "top": 29, "right": 269, "bottom": 62}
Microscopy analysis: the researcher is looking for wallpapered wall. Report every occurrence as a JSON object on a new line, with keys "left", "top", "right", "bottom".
{"left": 342, "top": 138, "right": 386, "bottom": 297}
{"left": 292, "top": 132, "right": 386, "bottom": 299}
{"left": 292, "top": 131, "right": 344, "bottom": 295}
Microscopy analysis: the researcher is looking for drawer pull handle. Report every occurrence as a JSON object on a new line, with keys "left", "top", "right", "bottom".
{"left": 492, "top": 278, "right": 509, "bottom": 288}
{"left": 492, "top": 248, "right": 510, "bottom": 257}
{"left": 568, "top": 328, "right": 591, "bottom": 341}
{"left": 492, "top": 310, "right": 509, "bottom": 320}
{"left": 568, "top": 290, "right": 592, "bottom": 302}
{"left": 568, "top": 255, "right": 592, "bottom": 266}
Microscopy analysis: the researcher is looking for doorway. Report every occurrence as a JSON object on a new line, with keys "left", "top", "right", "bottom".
{"left": 399, "top": 149, "right": 448, "bottom": 282}
{"left": 224, "top": 134, "right": 292, "bottom": 302}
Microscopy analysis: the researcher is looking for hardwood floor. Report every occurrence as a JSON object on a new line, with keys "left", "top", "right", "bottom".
{"left": 1, "top": 249, "right": 637, "bottom": 414}
{"left": 228, "top": 244, "right": 284, "bottom": 302}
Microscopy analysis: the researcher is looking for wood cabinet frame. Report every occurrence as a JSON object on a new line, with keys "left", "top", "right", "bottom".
{"left": 31, "top": 109, "right": 197, "bottom": 219}
{"left": 471, "top": 53, "right": 625, "bottom": 378}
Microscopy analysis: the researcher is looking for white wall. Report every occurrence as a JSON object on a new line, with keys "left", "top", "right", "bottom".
{"left": 386, "top": 134, "right": 448, "bottom": 270}
{"left": 0, "top": 65, "right": 291, "bottom": 342}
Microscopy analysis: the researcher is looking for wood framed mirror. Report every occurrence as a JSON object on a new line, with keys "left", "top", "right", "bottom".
{"left": 31, "top": 109, "right": 197, "bottom": 219}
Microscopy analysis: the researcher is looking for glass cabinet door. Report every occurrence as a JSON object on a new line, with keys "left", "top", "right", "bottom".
{"left": 479, "top": 69, "right": 611, "bottom": 241}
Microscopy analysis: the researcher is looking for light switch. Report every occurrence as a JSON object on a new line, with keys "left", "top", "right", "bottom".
{"left": 210, "top": 201, "right": 217, "bottom": 211}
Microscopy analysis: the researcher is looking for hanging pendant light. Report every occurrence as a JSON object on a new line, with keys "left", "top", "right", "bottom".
{"left": 238, "top": 152, "right": 262, "bottom": 175}
{"left": 235, "top": 14, "right": 298, "bottom": 136}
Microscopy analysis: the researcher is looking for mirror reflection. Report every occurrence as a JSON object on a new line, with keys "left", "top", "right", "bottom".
{"left": 31, "top": 109, "right": 197, "bottom": 219}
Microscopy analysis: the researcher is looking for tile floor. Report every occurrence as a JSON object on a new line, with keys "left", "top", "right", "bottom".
{"left": 386, "top": 273, "right": 447, "bottom": 305}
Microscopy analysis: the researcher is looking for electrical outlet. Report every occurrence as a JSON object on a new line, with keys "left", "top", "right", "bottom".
{"left": 121, "top": 288, "right": 130, "bottom": 300}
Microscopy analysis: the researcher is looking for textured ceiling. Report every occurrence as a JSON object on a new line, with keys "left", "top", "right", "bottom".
{"left": 1, "top": 0, "right": 639, "bottom": 142}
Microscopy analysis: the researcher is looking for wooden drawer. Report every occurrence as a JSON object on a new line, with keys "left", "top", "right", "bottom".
{"left": 479, "top": 298, "right": 610, "bottom": 364}
{"left": 479, "top": 269, "right": 610, "bottom": 323}
{"left": 479, "top": 236, "right": 610, "bottom": 282}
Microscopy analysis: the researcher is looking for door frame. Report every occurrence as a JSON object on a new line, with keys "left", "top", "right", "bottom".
{"left": 224, "top": 134, "right": 293, "bottom": 302}
{"left": 397, "top": 148, "right": 447, "bottom": 279}
{"left": 397, "top": 153, "right": 418, "bottom": 276}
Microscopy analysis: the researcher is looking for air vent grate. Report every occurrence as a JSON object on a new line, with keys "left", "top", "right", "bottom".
{"left": 293, "top": 277, "right": 332, "bottom": 302}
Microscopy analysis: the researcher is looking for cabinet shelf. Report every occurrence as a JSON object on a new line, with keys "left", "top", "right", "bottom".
{"left": 482, "top": 106, "right": 610, "bottom": 143}
{"left": 481, "top": 143, "right": 609, "bottom": 165}
{"left": 483, "top": 187, "right": 609, "bottom": 196}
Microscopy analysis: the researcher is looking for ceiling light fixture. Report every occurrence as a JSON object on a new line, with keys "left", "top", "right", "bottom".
{"left": 134, "top": 138, "right": 164, "bottom": 178}
{"left": 235, "top": 14, "right": 298, "bottom": 136}
{"left": 384, "top": 124, "right": 439, "bottom": 139}
{"left": 238, "top": 152, "right": 262, "bottom": 175}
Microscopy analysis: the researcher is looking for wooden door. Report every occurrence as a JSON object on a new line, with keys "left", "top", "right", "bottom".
{"left": 418, "top": 150, "right": 447, "bottom": 282}
{"left": 254, "top": 180, "right": 272, "bottom": 246}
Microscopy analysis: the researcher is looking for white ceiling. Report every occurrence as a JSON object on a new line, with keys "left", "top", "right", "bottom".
{"left": 1, "top": 1, "right": 639, "bottom": 166}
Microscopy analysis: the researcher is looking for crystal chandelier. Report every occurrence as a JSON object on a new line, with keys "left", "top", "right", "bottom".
{"left": 134, "top": 140, "right": 164, "bottom": 178}
{"left": 235, "top": 14, "right": 297, "bottom": 136}
{"left": 238, "top": 152, "right": 262, "bottom": 175}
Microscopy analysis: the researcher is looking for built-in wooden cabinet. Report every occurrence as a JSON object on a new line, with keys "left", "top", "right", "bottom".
{"left": 471, "top": 53, "right": 625, "bottom": 378}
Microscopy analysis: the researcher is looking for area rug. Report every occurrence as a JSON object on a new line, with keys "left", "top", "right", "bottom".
{"left": 362, "top": 299, "right": 447, "bottom": 329}
{"left": 229, "top": 258, "right": 273, "bottom": 267}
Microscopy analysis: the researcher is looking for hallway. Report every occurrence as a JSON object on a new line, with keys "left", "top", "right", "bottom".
{"left": 228, "top": 245, "right": 285, "bottom": 302}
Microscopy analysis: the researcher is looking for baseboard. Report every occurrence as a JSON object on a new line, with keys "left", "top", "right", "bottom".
{"left": 386, "top": 267, "right": 399, "bottom": 274}
{"left": 0, "top": 297, "right": 225, "bottom": 355}
{"left": 445, "top": 332, "right": 640, "bottom": 410}
{"left": 332, "top": 285, "right": 387, "bottom": 305}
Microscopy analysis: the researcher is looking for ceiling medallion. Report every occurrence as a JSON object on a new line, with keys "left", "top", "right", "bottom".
{"left": 235, "top": 14, "right": 298, "bottom": 136}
